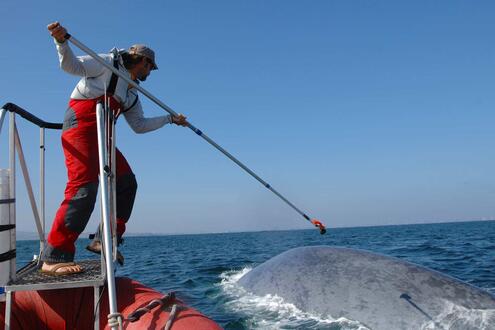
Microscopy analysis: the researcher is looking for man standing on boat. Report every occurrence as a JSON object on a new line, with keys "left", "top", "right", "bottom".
{"left": 41, "top": 22, "right": 188, "bottom": 275}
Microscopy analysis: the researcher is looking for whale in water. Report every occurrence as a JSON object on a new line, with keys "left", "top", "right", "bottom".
{"left": 238, "top": 246, "right": 495, "bottom": 329}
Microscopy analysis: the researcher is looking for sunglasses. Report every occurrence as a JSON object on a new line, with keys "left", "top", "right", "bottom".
{"left": 144, "top": 58, "right": 154, "bottom": 69}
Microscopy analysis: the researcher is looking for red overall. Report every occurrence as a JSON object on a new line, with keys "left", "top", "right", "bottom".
{"left": 43, "top": 97, "right": 137, "bottom": 263}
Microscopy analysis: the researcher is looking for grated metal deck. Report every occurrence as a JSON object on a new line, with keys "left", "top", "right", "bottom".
{"left": 6, "top": 259, "right": 105, "bottom": 292}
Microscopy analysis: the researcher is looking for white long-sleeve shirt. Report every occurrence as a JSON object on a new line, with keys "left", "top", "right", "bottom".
{"left": 55, "top": 40, "right": 171, "bottom": 133}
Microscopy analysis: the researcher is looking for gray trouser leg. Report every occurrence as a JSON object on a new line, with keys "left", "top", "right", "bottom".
{"left": 91, "top": 173, "right": 137, "bottom": 244}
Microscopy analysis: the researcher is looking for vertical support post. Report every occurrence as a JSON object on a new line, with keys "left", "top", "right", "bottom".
{"left": 109, "top": 109, "right": 117, "bottom": 261}
{"left": 39, "top": 128, "right": 46, "bottom": 256}
{"left": 14, "top": 125, "right": 44, "bottom": 244}
{"left": 0, "top": 168, "right": 12, "bottom": 301}
{"left": 8, "top": 112, "right": 16, "bottom": 282}
{"left": 0, "top": 108, "right": 6, "bottom": 136}
{"left": 96, "top": 102, "right": 120, "bottom": 330}
{"left": 5, "top": 291, "right": 12, "bottom": 330}
{"left": 94, "top": 285, "right": 100, "bottom": 330}
{"left": 4, "top": 113, "right": 14, "bottom": 329}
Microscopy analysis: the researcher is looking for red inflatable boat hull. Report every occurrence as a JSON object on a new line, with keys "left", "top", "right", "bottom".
{"left": 0, "top": 277, "right": 222, "bottom": 329}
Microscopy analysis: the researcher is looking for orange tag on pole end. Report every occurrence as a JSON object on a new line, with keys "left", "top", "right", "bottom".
{"left": 311, "top": 219, "right": 327, "bottom": 235}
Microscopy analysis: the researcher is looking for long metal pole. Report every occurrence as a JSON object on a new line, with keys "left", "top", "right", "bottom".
{"left": 109, "top": 111, "right": 117, "bottom": 261}
{"left": 5, "top": 111, "right": 15, "bottom": 330}
{"left": 94, "top": 285, "right": 100, "bottom": 330}
{"left": 8, "top": 113, "right": 16, "bottom": 281}
{"left": 66, "top": 34, "right": 326, "bottom": 234}
{"left": 96, "top": 102, "right": 120, "bottom": 330}
{"left": 5, "top": 291, "right": 11, "bottom": 330}
{"left": 39, "top": 128, "right": 46, "bottom": 256}
{"left": 0, "top": 108, "right": 6, "bottom": 136}
{"left": 14, "top": 125, "right": 44, "bottom": 244}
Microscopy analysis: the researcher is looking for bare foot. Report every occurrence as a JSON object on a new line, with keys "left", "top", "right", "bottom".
{"left": 41, "top": 262, "right": 83, "bottom": 275}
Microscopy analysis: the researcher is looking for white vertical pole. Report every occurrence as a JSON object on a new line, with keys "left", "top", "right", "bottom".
{"left": 0, "top": 169, "right": 11, "bottom": 303}
{"left": 0, "top": 108, "right": 6, "bottom": 136}
{"left": 5, "top": 291, "right": 12, "bottom": 330}
{"left": 110, "top": 111, "right": 117, "bottom": 261}
{"left": 94, "top": 285, "right": 100, "bottom": 330}
{"left": 8, "top": 113, "right": 16, "bottom": 282}
{"left": 39, "top": 128, "right": 46, "bottom": 256}
{"left": 14, "top": 125, "right": 44, "bottom": 243}
{"left": 96, "top": 102, "right": 120, "bottom": 330}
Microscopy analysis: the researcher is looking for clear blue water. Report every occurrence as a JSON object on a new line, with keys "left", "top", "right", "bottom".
{"left": 16, "top": 220, "right": 495, "bottom": 329}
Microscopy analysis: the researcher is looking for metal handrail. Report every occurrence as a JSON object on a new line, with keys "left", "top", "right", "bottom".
{"left": 1, "top": 103, "right": 62, "bottom": 261}
{"left": 2, "top": 103, "right": 62, "bottom": 130}
{"left": 1, "top": 102, "right": 113, "bottom": 330}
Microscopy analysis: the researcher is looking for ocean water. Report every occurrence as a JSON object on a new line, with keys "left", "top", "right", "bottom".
{"left": 16, "top": 220, "right": 495, "bottom": 329}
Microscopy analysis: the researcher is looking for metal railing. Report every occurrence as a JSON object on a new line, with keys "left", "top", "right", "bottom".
{"left": 0, "top": 102, "right": 120, "bottom": 330}
{"left": 96, "top": 100, "right": 120, "bottom": 329}
{"left": 0, "top": 103, "right": 62, "bottom": 263}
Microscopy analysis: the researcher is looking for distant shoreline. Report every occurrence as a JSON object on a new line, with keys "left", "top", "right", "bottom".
{"left": 15, "top": 219, "right": 494, "bottom": 241}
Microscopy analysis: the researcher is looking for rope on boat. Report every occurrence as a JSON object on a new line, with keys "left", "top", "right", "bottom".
{"left": 164, "top": 304, "right": 178, "bottom": 330}
{"left": 107, "top": 312, "right": 123, "bottom": 328}
{"left": 125, "top": 292, "right": 176, "bottom": 322}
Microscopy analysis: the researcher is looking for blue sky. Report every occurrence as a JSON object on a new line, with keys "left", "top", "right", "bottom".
{"left": 1, "top": 1, "right": 494, "bottom": 235}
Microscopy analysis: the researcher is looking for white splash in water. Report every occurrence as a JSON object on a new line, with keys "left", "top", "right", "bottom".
{"left": 421, "top": 300, "right": 495, "bottom": 330}
{"left": 219, "top": 267, "right": 370, "bottom": 330}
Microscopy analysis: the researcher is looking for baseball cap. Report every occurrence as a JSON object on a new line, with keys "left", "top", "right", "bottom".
{"left": 128, "top": 44, "right": 158, "bottom": 70}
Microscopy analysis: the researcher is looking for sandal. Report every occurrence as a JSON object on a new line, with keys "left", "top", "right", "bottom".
{"left": 40, "top": 262, "right": 84, "bottom": 276}
{"left": 86, "top": 240, "right": 125, "bottom": 266}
